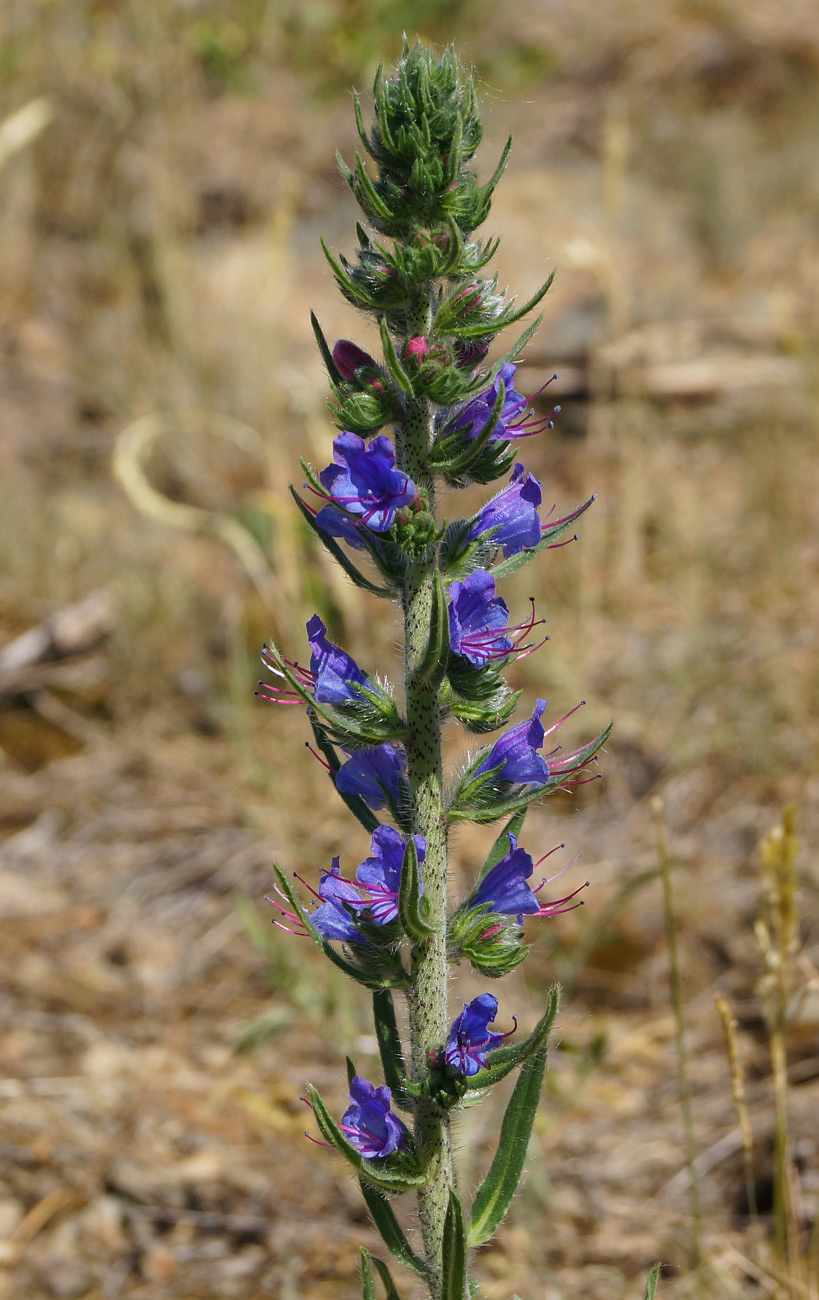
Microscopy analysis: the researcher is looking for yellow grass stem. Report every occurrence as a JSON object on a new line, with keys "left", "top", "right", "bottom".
{"left": 652, "top": 797, "right": 704, "bottom": 1273}
{"left": 714, "top": 993, "right": 757, "bottom": 1223}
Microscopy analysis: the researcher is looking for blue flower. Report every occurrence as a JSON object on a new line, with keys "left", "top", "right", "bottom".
{"left": 445, "top": 994, "right": 509, "bottom": 1076}
{"left": 306, "top": 615, "right": 368, "bottom": 705}
{"left": 475, "top": 699, "right": 550, "bottom": 785}
{"left": 319, "top": 432, "right": 415, "bottom": 534}
{"left": 449, "top": 363, "right": 526, "bottom": 441}
{"left": 310, "top": 859, "right": 369, "bottom": 942}
{"left": 447, "top": 363, "right": 559, "bottom": 442}
{"left": 448, "top": 570, "right": 511, "bottom": 666}
{"left": 341, "top": 1076, "right": 409, "bottom": 1158}
{"left": 334, "top": 743, "right": 406, "bottom": 810}
{"left": 356, "top": 825, "right": 425, "bottom": 925}
{"left": 314, "top": 502, "right": 368, "bottom": 551}
{"left": 469, "top": 833, "right": 540, "bottom": 920}
{"left": 468, "top": 463, "right": 543, "bottom": 556}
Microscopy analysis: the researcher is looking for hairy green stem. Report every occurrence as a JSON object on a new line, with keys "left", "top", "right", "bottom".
{"left": 401, "top": 300, "right": 457, "bottom": 1299}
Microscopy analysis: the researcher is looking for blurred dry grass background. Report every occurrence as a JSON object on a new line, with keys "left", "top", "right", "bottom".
{"left": 1, "top": 2, "right": 819, "bottom": 1297}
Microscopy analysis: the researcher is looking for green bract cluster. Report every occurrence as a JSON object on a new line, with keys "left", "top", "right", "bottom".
{"left": 262, "top": 41, "right": 617, "bottom": 1300}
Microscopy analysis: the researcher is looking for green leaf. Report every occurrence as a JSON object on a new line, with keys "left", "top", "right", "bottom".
{"left": 307, "top": 1085, "right": 427, "bottom": 1193}
{"left": 359, "top": 1180, "right": 429, "bottom": 1279}
{"left": 398, "top": 835, "right": 435, "bottom": 941}
{"left": 645, "top": 1264, "right": 662, "bottom": 1299}
{"left": 468, "top": 1042, "right": 549, "bottom": 1245}
{"left": 290, "top": 486, "right": 396, "bottom": 598}
{"left": 370, "top": 1255, "right": 404, "bottom": 1300}
{"left": 379, "top": 317, "right": 413, "bottom": 394}
{"left": 465, "top": 987, "right": 559, "bottom": 1091}
{"left": 361, "top": 1246, "right": 377, "bottom": 1300}
{"left": 414, "top": 568, "right": 451, "bottom": 686}
{"left": 479, "top": 809, "right": 528, "bottom": 881}
{"left": 372, "top": 990, "right": 408, "bottom": 1106}
{"left": 310, "top": 310, "right": 343, "bottom": 384}
{"left": 442, "top": 1189, "right": 468, "bottom": 1300}
{"left": 492, "top": 494, "right": 596, "bottom": 580}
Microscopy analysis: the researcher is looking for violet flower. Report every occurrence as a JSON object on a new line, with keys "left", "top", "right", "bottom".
{"left": 306, "top": 615, "right": 369, "bottom": 705}
{"left": 475, "top": 698, "right": 551, "bottom": 784}
{"left": 468, "top": 832, "right": 587, "bottom": 924}
{"left": 447, "top": 363, "right": 560, "bottom": 442}
{"left": 341, "top": 1076, "right": 409, "bottom": 1158}
{"left": 355, "top": 824, "right": 425, "bottom": 925}
{"left": 448, "top": 569, "right": 545, "bottom": 667}
{"left": 334, "top": 743, "right": 406, "bottom": 810}
{"left": 468, "top": 463, "right": 543, "bottom": 556}
{"left": 445, "top": 994, "right": 514, "bottom": 1077}
{"left": 318, "top": 432, "right": 415, "bottom": 534}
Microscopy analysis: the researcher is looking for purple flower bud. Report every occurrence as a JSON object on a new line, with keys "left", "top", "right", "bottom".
{"left": 341, "top": 1076, "right": 409, "bottom": 1158}
{"left": 475, "top": 698, "right": 550, "bottom": 785}
{"left": 319, "top": 433, "right": 415, "bottom": 534}
{"left": 468, "top": 463, "right": 543, "bottom": 556}
{"left": 334, "top": 743, "right": 406, "bottom": 810}
{"left": 445, "top": 994, "right": 511, "bottom": 1076}
{"left": 332, "top": 339, "right": 379, "bottom": 381}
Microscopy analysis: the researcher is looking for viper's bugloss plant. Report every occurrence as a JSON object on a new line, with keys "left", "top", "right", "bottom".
{"left": 260, "top": 42, "right": 614, "bottom": 1299}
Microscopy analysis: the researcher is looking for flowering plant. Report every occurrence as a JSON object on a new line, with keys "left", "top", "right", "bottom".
{"left": 261, "top": 43, "right": 611, "bottom": 1299}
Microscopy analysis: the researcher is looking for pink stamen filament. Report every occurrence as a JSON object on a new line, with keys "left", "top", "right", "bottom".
{"left": 542, "top": 700, "right": 585, "bottom": 739}
{"left": 304, "top": 742, "right": 333, "bottom": 772}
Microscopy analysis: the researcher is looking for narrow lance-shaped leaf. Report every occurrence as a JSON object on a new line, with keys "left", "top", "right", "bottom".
{"left": 358, "top": 1179, "right": 429, "bottom": 1280}
{"left": 398, "top": 835, "right": 434, "bottom": 941}
{"left": 361, "top": 1246, "right": 377, "bottom": 1300}
{"left": 645, "top": 1264, "right": 662, "bottom": 1299}
{"left": 464, "top": 986, "right": 559, "bottom": 1091}
{"left": 442, "top": 1188, "right": 468, "bottom": 1300}
{"left": 372, "top": 990, "right": 408, "bottom": 1106}
{"left": 468, "top": 1043, "right": 550, "bottom": 1245}
{"left": 310, "top": 311, "right": 343, "bottom": 385}
{"left": 370, "top": 1254, "right": 405, "bottom": 1300}
{"left": 379, "top": 317, "right": 413, "bottom": 395}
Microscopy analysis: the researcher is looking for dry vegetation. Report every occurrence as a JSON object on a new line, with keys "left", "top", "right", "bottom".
{"left": 1, "top": 2, "right": 818, "bottom": 1297}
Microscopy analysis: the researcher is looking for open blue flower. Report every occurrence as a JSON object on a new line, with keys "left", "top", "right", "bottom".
{"left": 448, "top": 570, "right": 511, "bottom": 666}
{"left": 334, "top": 743, "right": 406, "bottom": 810}
{"left": 469, "top": 833, "right": 540, "bottom": 921}
{"left": 356, "top": 825, "right": 425, "bottom": 925}
{"left": 475, "top": 699, "right": 550, "bottom": 785}
{"left": 468, "top": 463, "right": 543, "bottom": 556}
{"left": 445, "top": 994, "right": 510, "bottom": 1076}
{"left": 319, "top": 432, "right": 415, "bottom": 534}
{"left": 341, "top": 1076, "right": 409, "bottom": 1158}
{"left": 449, "top": 363, "right": 527, "bottom": 441}
{"left": 310, "top": 859, "right": 369, "bottom": 941}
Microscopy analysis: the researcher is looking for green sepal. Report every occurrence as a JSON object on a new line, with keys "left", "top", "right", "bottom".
{"left": 492, "top": 494, "right": 596, "bottom": 580}
{"left": 307, "top": 1084, "right": 427, "bottom": 1193}
{"left": 442, "top": 1189, "right": 468, "bottom": 1300}
{"left": 307, "top": 715, "right": 380, "bottom": 835}
{"left": 454, "top": 270, "right": 555, "bottom": 339}
{"left": 477, "top": 134, "right": 512, "bottom": 211}
{"left": 645, "top": 1264, "right": 662, "bottom": 1299}
{"left": 447, "top": 686, "right": 520, "bottom": 735}
{"left": 449, "top": 904, "right": 529, "bottom": 979}
{"left": 379, "top": 317, "right": 413, "bottom": 395}
{"left": 372, "top": 990, "right": 410, "bottom": 1109}
{"left": 310, "top": 310, "right": 343, "bottom": 385}
{"left": 468, "top": 1041, "right": 550, "bottom": 1245}
{"left": 398, "top": 835, "right": 434, "bottom": 941}
{"left": 465, "top": 987, "right": 559, "bottom": 1091}
{"left": 291, "top": 486, "right": 396, "bottom": 599}
{"left": 321, "top": 236, "right": 383, "bottom": 311}
{"left": 479, "top": 808, "right": 528, "bottom": 881}
{"left": 346, "top": 1055, "right": 357, "bottom": 1086}
{"left": 272, "top": 865, "right": 407, "bottom": 990}
{"left": 494, "top": 314, "right": 543, "bottom": 369}
{"left": 430, "top": 377, "right": 505, "bottom": 480}
{"left": 359, "top": 1181, "right": 430, "bottom": 1280}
